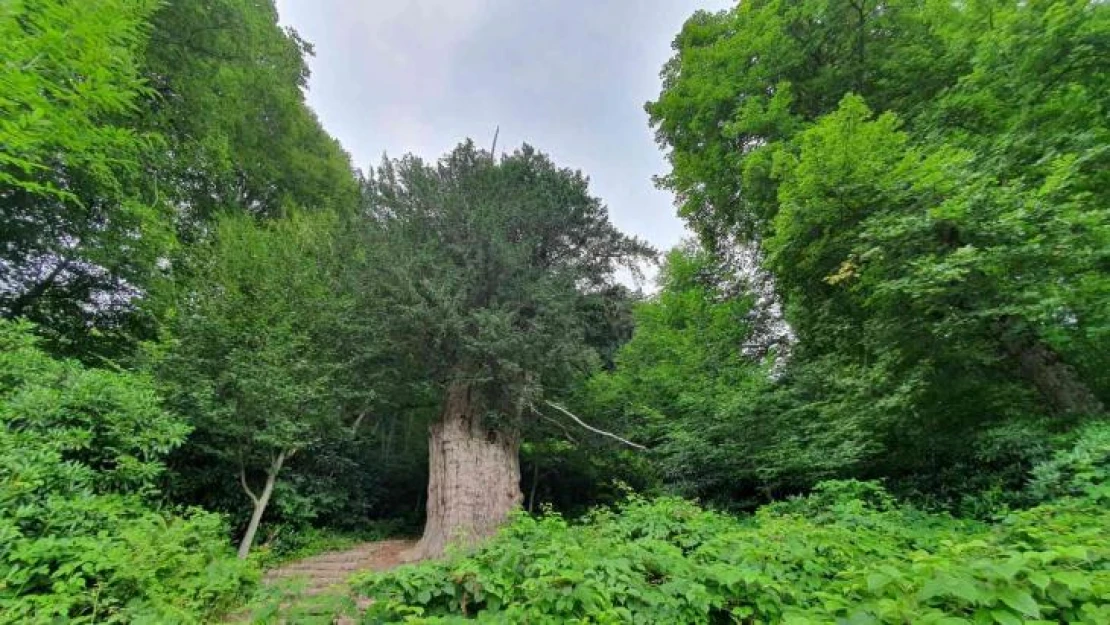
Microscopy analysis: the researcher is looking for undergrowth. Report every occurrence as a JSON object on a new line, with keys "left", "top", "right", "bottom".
{"left": 350, "top": 428, "right": 1109, "bottom": 624}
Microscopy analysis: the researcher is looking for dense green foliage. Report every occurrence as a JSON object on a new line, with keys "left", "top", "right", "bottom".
{"left": 0, "top": 0, "right": 171, "bottom": 356}
{"left": 356, "top": 142, "right": 653, "bottom": 430}
{"left": 139, "top": 0, "right": 359, "bottom": 222}
{"left": 2, "top": 0, "right": 1108, "bottom": 621}
{"left": 1, "top": 0, "right": 356, "bottom": 357}
{"left": 0, "top": 321, "right": 255, "bottom": 623}
{"left": 156, "top": 211, "right": 358, "bottom": 556}
{"left": 357, "top": 447, "right": 1109, "bottom": 623}
{"left": 637, "top": 0, "right": 1109, "bottom": 504}
{"left": 580, "top": 247, "right": 859, "bottom": 506}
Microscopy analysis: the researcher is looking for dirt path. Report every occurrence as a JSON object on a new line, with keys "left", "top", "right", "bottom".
{"left": 264, "top": 539, "right": 417, "bottom": 596}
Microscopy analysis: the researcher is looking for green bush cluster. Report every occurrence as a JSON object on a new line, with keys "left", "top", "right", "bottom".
{"left": 355, "top": 477, "right": 1108, "bottom": 624}
{"left": 0, "top": 321, "right": 257, "bottom": 623}
{"left": 1028, "top": 423, "right": 1110, "bottom": 504}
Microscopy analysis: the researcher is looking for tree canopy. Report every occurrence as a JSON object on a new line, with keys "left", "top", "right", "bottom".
{"left": 645, "top": 0, "right": 1109, "bottom": 499}
{"left": 359, "top": 142, "right": 654, "bottom": 416}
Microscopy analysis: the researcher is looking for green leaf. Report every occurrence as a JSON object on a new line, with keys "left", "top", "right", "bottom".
{"left": 997, "top": 588, "right": 1040, "bottom": 617}
{"left": 991, "top": 610, "right": 1022, "bottom": 625}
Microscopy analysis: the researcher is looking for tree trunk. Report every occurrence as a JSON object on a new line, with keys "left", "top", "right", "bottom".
{"left": 528, "top": 462, "right": 540, "bottom": 514}
{"left": 237, "top": 450, "right": 287, "bottom": 559}
{"left": 1008, "top": 339, "right": 1104, "bottom": 415}
{"left": 409, "top": 383, "right": 522, "bottom": 561}
{"left": 998, "top": 319, "right": 1104, "bottom": 415}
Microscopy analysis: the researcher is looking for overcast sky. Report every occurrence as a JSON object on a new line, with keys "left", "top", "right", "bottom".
{"left": 274, "top": 0, "right": 732, "bottom": 256}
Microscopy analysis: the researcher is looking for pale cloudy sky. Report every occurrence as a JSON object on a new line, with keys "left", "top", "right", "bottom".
{"left": 274, "top": 0, "right": 732, "bottom": 254}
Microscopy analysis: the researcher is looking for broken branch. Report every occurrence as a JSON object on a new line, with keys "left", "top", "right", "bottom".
{"left": 542, "top": 400, "right": 647, "bottom": 450}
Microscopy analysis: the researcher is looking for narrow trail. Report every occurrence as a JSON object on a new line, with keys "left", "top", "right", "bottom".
{"left": 264, "top": 538, "right": 418, "bottom": 596}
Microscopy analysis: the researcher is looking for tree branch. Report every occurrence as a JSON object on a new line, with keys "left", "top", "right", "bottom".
{"left": 538, "top": 413, "right": 579, "bottom": 444}
{"left": 7, "top": 257, "right": 70, "bottom": 318}
{"left": 541, "top": 401, "right": 647, "bottom": 450}
{"left": 238, "top": 465, "right": 259, "bottom": 506}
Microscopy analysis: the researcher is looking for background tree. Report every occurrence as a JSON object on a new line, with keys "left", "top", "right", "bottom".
{"left": 2, "top": 0, "right": 359, "bottom": 360}
{"left": 357, "top": 142, "right": 654, "bottom": 558}
{"left": 582, "top": 246, "right": 868, "bottom": 507}
{"left": 138, "top": 0, "right": 359, "bottom": 224}
{"left": 158, "top": 211, "right": 355, "bottom": 558}
{"left": 0, "top": 0, "right": 172, "bottom": 358}
{"left": 646, "top": 0, "right": 1108, "bottom": 503}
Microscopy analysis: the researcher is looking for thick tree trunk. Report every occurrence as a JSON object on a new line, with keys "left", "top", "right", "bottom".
{"left": 237, "top": 450, "right": 287, "bottom": 559}
{"left": 409, "top": 383, "right": 522, "bottom": 560}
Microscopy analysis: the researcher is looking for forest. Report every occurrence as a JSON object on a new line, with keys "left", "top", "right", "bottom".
{"left": 0, "top": 0, "right": 1107, "bottom": 623}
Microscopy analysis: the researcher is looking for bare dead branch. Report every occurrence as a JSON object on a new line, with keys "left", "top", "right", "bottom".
{"left": 542, "top": 400, "right": 647, "bottom": 450}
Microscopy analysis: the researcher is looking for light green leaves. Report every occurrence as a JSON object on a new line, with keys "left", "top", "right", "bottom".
{"left": 0, "top": 320, "right": 256, "bottom": 622}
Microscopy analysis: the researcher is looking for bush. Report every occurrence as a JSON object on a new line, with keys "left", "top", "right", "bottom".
{"left": 354, "top": 483, "right": 1109, "bottom": 624}
{"left": 0, "top": 321, "right": 257, "bottom": 623}
{"left": 0, "top": 498, "right": 258, "bottom": 624}
{"left": 1028, "top": 421, "right": 1110, "bottom": 504}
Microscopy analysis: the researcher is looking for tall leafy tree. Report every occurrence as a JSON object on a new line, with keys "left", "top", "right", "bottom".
{"left": 159, "top": 211, "right": 354, "bottom": 557}
{"left": 648, "top": 0, "right": 1108, "bottom": 497}
{"left": 2, "top": 0, "right": 359, "bottom": 360}
{"left": 584, "top": 246, "right": 867, "bottom": 505}
{"left": 646, "top": 0, "right": 970, "bottom": 246}
{"left": 0, "top": 0, "right": 172, "bottom": 356}
{"left": 358, "top": 142, "right": 653, "bottom": 558}
{"left": 139, "top": 0, "right": 359, "bottom": 223}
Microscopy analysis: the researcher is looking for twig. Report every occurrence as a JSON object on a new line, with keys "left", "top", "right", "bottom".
{"left": 542, "top": 401, "right": 647, "bottom": 450}
{"left": 538, "top": 413, "right": 579, "bottom": 444}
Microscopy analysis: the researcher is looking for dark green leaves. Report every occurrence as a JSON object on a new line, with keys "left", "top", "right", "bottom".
{"left": 358, "top": 141, "right": 654, "bottom": 422}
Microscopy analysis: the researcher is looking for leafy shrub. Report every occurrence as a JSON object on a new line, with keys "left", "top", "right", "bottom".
{"left": 0, "top": 499, "right": 258, "bottom": 624}
{"left": 0, "top": 321, "right": 257, "bottom": 623}
{"left": 354, "top": 483, "right": 1108, "bottom": 624}
{"left": 1028, "top": 422, "right": 1110, "bottom": 503}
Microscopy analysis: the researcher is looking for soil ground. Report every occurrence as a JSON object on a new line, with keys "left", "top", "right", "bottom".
{"left": 238, "top": 539, "right": 419, "bottom": 623}
{"left": 263, "top": 538, "right": 418, "bottom": 596}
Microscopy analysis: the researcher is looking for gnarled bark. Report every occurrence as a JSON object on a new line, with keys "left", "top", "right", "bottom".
{"left": 408, "top": 383, "right": 522, "bottom": 561}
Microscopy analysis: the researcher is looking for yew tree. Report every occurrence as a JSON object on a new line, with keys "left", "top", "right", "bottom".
{"left": 359, "top": 142, "right": 652, "bottom": 558}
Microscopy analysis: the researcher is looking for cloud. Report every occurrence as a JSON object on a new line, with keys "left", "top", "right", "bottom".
{"left": 275, "top": 0, "right": 734, "bottom": 261}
